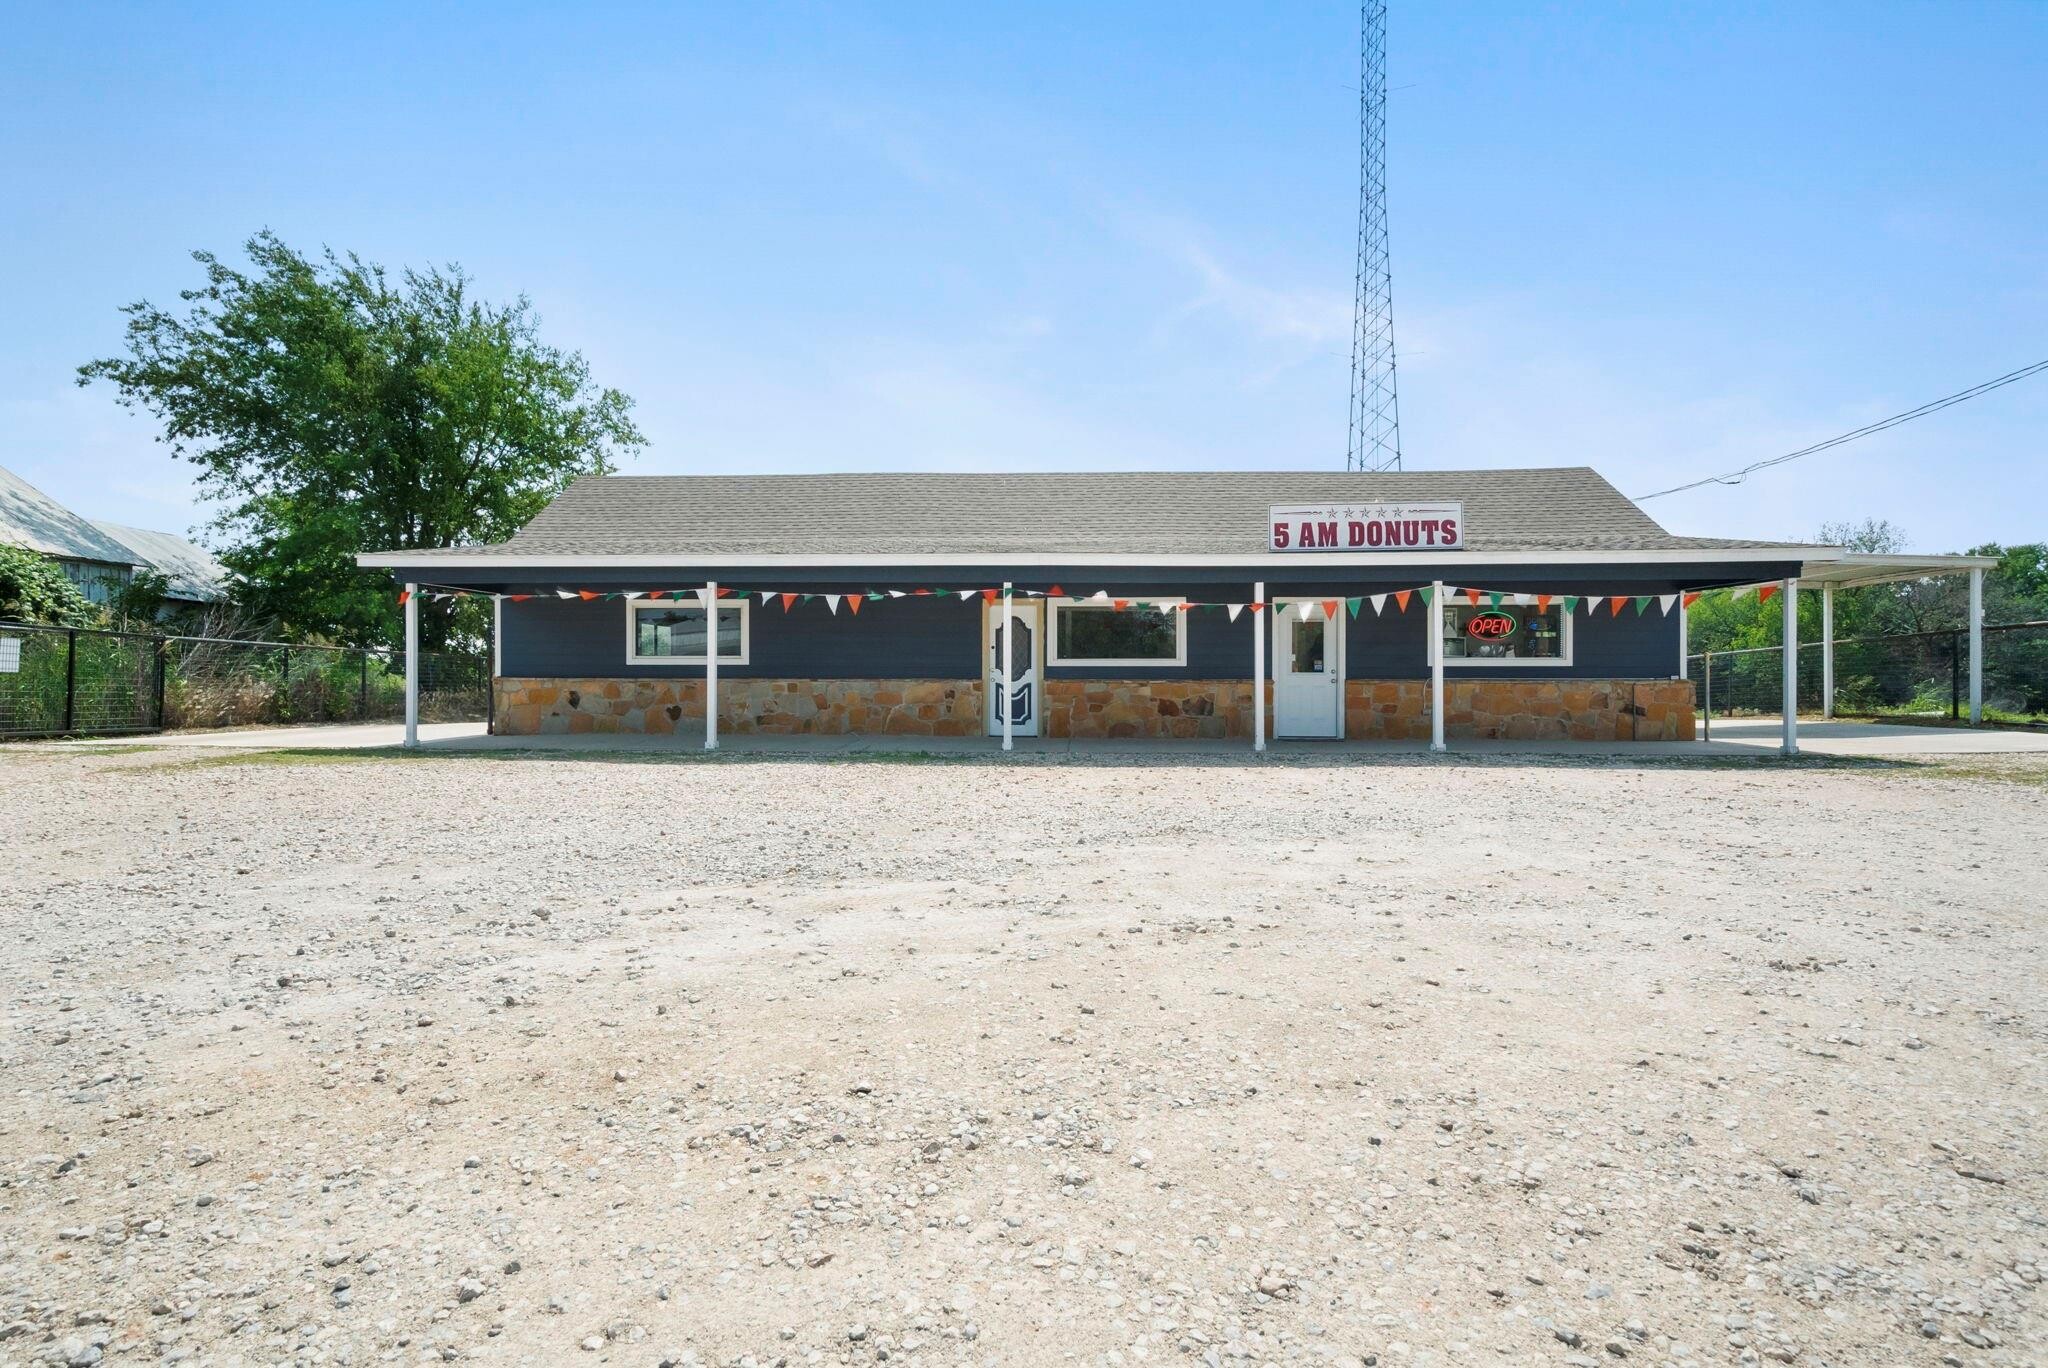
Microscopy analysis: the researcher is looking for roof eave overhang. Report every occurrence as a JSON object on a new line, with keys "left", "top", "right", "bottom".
{"left": 359, "top": 546, "right": 1830, "bottom": 570}
{"left": 1796, "top": 553, "right": 2000, "bottom": 591}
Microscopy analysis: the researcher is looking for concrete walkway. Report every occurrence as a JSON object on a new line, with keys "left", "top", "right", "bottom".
{"left": 48, "top": 716, "right": 2048, "bottom": 759}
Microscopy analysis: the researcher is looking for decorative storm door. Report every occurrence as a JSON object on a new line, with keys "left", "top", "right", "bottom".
{"left": 1272, "top": 602, "right": 1343, "bottom": 738}
{"left": 985, "top": 601, "right": 1040, "bottom": 737}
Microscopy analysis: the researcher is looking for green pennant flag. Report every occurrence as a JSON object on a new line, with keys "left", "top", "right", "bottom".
{"left": 1418, "top": 585, "right": 1434, "bottom": 606}
{"left": 868, "top": 592, "right": 884, "bottom": 601}
{"left": 1488, "top": 591, "right": 1503, "bottom": 609}
{"left": 801, "top": 593, "right": 815, "bottom": 602}
{"left": 1563, "top": 596, "right": 1579, "bottom": 614}
{"left": 1633, "top": 595, "right": 1650, "bottom": 615}
{"left": 1345, "top": 596, "right": 1363, "bottom": 618}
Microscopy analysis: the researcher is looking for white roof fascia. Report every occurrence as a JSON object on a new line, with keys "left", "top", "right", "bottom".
{"left": 358, "top": 546, "right": 1839, "bottom": 571}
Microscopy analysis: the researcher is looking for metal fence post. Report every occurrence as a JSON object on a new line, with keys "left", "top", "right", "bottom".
{"left": 1702, "top": 651, "right": 1711, "bottom": 741}
{"left": 154, "top": 638, "right": 168, "bottom": 731}
{"left": 63, "top": 629, "right": 77, "bottom": 734}
{"left": 1950, "top": 631, "right": 1961, "bottom": 721}
{"left": 359, "top": 651, "right": 370, "bottom": 720}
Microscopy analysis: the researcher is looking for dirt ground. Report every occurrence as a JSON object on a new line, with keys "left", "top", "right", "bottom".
{"left": 1, "top": 746, "right": 2043, "bottom": 1368}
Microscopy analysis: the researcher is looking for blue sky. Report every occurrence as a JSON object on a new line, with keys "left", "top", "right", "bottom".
{"left": 3, "top": 2, "right": 2043, "bottom": 553}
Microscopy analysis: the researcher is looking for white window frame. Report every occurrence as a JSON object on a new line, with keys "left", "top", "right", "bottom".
{"left": 625, "top": 597, "right": 750, "bottom": 665}
{"left": 1046, "top": 596, "right": 1188, "bottom": 668}
{"left": 1440, "top": 595, "right": 1574, "bottom": 668}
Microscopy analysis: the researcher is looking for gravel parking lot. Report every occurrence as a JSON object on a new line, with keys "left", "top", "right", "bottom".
{"left": 2, "top": 745, "right": 2043, "bottom": 1368}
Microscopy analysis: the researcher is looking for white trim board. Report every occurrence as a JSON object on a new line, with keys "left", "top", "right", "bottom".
{"left": 360, "top": 546, "right": 1837, "bottom": 571}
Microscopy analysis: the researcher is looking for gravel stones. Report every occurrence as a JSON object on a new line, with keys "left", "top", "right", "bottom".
{"left": 1, "top": 744, "right": 2044, "bottom": 1364}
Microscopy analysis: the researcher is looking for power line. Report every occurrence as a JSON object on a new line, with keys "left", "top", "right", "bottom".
{"left": 1635, "top": 359, "right": 2048, "bottom": 501}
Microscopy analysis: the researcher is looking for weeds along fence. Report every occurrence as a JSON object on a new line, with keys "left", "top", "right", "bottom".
{"left": 0, "top": 620, "right": 490, "bottom": 740}
{"left": 1688, "top": 620, "right": 2048, "bottom": 727}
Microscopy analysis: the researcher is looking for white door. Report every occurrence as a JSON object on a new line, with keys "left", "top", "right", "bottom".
{"left": 1273, "top": 601, "right": 1343, "bottom": 738}
{"left": 986, "top": 601, "right": 1041, "bottom": 737}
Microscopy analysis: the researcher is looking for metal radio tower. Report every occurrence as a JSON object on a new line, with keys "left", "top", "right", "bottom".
{"left": 1346, "top": 0, "right": 1402, "bottom": 472}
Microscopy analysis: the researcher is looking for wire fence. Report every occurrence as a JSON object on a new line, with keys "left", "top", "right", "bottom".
{"left": 1689, "top": 620, "right": 2048, "bottom": 728}
{"left": 0, "top": 620, "right": 490, "bottom": 740}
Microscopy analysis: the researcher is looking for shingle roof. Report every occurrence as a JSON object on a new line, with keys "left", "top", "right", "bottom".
{"left": 0, "top": 464, "right": 143, "bottom": 565}
{"left": 89, "top": 521, "right": 228, "bottom": 602}
{"left": 383, "top": 468, "right": 1817, "bottom": 559}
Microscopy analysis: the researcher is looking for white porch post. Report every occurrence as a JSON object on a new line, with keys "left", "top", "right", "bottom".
{"left": 490, "top": 593, "right": 504, "bottom": 737}
{"left": 703, "top": 580, "right": 719, "bottom": 751}
{"left": 1968, "top": 567, "right": 1984, "bottom": 724}
{"left": 1429, "top": 581, "right": 1446, "bottom": 753}
{"left": 1820, "top": 584, "right": 1835, "bottom": 719}
{"left": 1677, "top": 595, "right": 1689, "bottom": 679}
{"left": 1252, "top": 580, "right": 1266, "bottom": 753}
{"left": 403, "top": 582, "right": 419, "bottom": 749}
{"left": 1780, "top": 577, "right": 1798, "bottom": 757}
{"left": 1001, "top": 581, "right": 1014, "bottom": 753}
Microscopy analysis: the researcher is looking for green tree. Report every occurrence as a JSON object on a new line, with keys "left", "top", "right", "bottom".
{"left": 78, "top": 231, "right": 644, "bottom": 648}
{"left": 107, "top": 568, "right": 173, "bottom": 626}
{"left": 0, "top": 545, "right": 99, "bottom": 625}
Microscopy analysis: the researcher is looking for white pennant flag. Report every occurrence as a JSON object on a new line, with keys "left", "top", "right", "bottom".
{"left": 1730, "top": 585, "right": 1754, "bottom": 601}
{"left": 954, "top": 589, "right": 972, "bottom": 601}
{"left": 824, "top": 594, "right": 841, "bottom": 615}
{"left": 1369, "top": 593, "right": 1387, "bottom": 615}
{"left": 694, "top": 586, "right": 713, "bottom": 607}
{"left": 887, "top": 590, "right": 906, "bottom": 598}
{"left": 1582, "top": 595, "right": 1602, "bottom": 613}
{"left": 621, "top": 591, "right": 643, "bottom": 601}
{"left": 1090, "top": 590, "right": 1109, "bottom": 601}
{"left": 555, "top": 589, "right": 577, "bottom": 600}
{"left": 757, "top": 591, "right": 775, "bottom": 604}
{"left": 1227, "top": 603, "right": 1244, "bottom": 622}
{"left": 1658, "top": 594, "right": 1677, "bottom": 615}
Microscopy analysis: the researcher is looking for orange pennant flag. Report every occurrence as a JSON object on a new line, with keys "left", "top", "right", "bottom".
{"left": 1609, "top": 596, "right": 1626, "bottom": 616}
{"left": 578, "top": 590, "right": 600, "bottom": 601}
{"left": 1682, "top": 592, "right": 1701, "bottom": 609}
{"left": 1393, "top": 589, "right": 1412, "bottom": 612}
{"left": 1176, "top": 602, "right": 1194, "bottom": 612}
{"left": 1464, "top": 587, "right": 1482, "bottom": 606}
{"left": 1758, "top": 584, "right": 1780, "bottom": 604}
{"left": 1536, "top": 594, "right": 1552, "bottom": 613}
{"left": 397, "top": 589, "right": 410, "bottom": 606}
{"left": 1250, "top": 602, "right": 1265, "bottom": 614}
{"left": 845, "top": 594, "right": 862, "bottom": 615}
{"left": 1113, "top": 599, "right": 1129, "bottom": 611}
{"left": 1047, "top": 584, "right": 1064, "bottom": 597}
{"left": 1323, "top": 599, "right": 1341, "bottom": 621}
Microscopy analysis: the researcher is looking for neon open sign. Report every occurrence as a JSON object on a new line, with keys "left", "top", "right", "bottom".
{"left": 1466, "top": 610, "right": 1518, "bottom": 640}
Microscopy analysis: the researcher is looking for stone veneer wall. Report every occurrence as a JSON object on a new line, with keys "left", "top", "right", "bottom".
{"left": 1348, "top": 679, "right": 1695, "bottom": 741}
{"left": 493, "top": 677, "right": 1695, "bottom": 741}
{"left": 1042, "top": 680, "right": 1262, "bottom": 739}
{"left": 494, "top": 678, "right": 983, "bottom": 736}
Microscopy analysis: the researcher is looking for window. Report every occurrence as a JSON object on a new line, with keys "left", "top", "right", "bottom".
{"left": 1440, "top": 599, "right": 1572, "bottom": 666}
{"left": 1047, "top": 598, "right": 1186, "bottom": 667}
{"left": 626, "top": 599, "right": 748, "bottom": 664}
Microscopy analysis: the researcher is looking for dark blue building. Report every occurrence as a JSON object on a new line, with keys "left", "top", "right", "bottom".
{"left": 361, "top": 468, "right": 1918, "bottom": 748}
